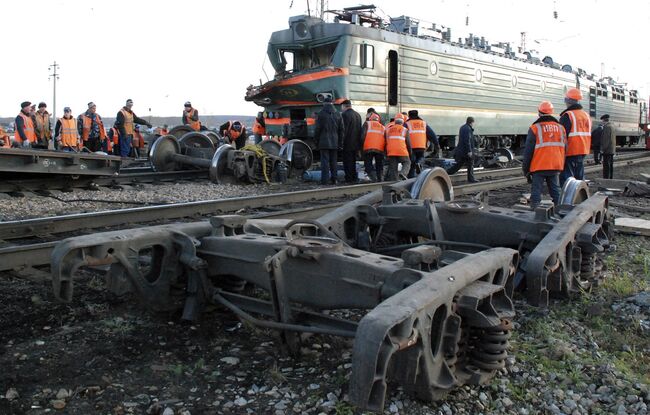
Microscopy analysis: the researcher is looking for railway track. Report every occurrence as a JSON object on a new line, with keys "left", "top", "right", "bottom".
{"left": 1, "top": 153, "right": 649, "bottom": 273}
{"left": 0, "top": 151, "right": 643, "bottom": 194}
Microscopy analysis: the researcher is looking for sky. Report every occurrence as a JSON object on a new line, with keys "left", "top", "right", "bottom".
{"left": 1, "top": 0, "right": 647, "bottom": 118}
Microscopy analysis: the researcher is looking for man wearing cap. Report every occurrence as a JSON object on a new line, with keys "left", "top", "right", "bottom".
{"left": 182, "top": 102, "right": 201, "bottom": 131}
{"left": 314, "top": 96, "right": 344, "bottom": 185}
{"left": 600, "top": 114, "right": 616, "bottom": 179}
{"left": 445, "top": 117, "right": 477, "bottom": 182}
{"left": 405, "top": 109, "right": 440, "bottom": 178}
{"left": 78, "top": 102, "right": 106, "bottom": 152}
{"left": 14, "top": 101, "right": 37, "bottom": 148}
{"left": 55, "top": 107, "right": 80, "bottom": 152}
{"left": 34, "top": 102, "right": 52, "bottom": 149}
{"left": 219, "top": 120, "right": 248, "bottom": 149}
{"left": 340, "top": 99, "right": 363, "bottom": 183}
{"left": 522, "top": 101, "right": 566, "bottom": 209}
{"left": 559, "top": 88, "right": 591, "bottom": 185}
{"left": 115, "top": 99, "right": 152, "bottom": 157}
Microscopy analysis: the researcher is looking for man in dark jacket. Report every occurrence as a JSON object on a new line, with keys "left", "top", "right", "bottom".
{"left": 600, "top": 114, "right": 616, "bottom": 179}
{"left": 591, "top": 122, "right": 603, "bottom": 165}
{"left": 314, "top": 98, "right": 344, "bottom": 185}
{"left": 445, "top": 117, "right": 477, "bottom": 182}
{"left": 340, "top": 99, "right": 362, "bottom": 183}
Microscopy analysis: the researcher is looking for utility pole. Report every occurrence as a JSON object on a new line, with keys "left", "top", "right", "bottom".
{"left": 48, "top": 61, "right": 60, "bottom": 123}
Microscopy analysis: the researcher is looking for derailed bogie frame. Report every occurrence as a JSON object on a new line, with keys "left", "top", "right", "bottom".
{"left": 50, "top": 168, "right": 611, "bottom": 412}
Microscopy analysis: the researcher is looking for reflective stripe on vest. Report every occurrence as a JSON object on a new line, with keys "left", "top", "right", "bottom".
{"left": 363, "top": 120, "right": 385, "bottom": 152}
{"left": 228, "top": 121, "right": 242, "bottom": 139}
{"left": 185, "top": 108, "right": 200, "bottom": 131}
{"left": 530, "top": 121, "right": 566, "bottom": 172}
{"left": 385, "top": 125, "right": 409, "bottom": 156}
{"left": 565, "top": 109, "right": 591, "bottom": 156}
{"left": 14, "top": 113, "right": 36, "bottom": 143}
{"left": 120, "top": 109, "right": 134, "bottom": 135}
{"left": 59, "top": 117, "right": 78, "bottom": 148}
{"left": 407, "top": 119, "right": 427, "bottom": 149}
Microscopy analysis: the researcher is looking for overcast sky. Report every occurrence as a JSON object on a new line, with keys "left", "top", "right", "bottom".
{"left": 1, "top": 0, "right": 647, "bottom": 118}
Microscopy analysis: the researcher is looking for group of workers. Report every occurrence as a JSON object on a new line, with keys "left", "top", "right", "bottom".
{"left": 521, "top": 87, "right": 616, "bottom": 208}
{"left": 314, "top": 97, "right": 442, "bottom": 184}
{"left": 8, "top": 99, "right": 154, "bottom": 157}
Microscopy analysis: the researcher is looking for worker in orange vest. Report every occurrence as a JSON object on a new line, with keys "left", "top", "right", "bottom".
{"left": 34, "top": 102, "right": 52, "bottom": 149}
{"left": 252, "top": 112, "right": 266, "bottom": 144}
{"left": 132, "top": 124, "right": 145, "bottom": 157}
{"left": 54, "top": 107, "right": 80, "bottom": 152}
{"left": 78, "top": 102, "right": 107, "bottom": 152}
{"left": 559, "top": 88, "right": 591, "bottom": 185}
{"left": 405, "top": 109, "right": 440, "bottom": 178}
{"left": 115, "top": 99, "right": 152, "bottom": 157}
{"left": 182, "top": 102, "right": 201, "bottom": 131}
{"left": 14, "top": 101, "right": 37, "bottom": 148}
{"left": 361, "top": 112, "right": 386, "bottom": 182}
{"left": 219, "top": 120, "right": 247, "bottom": 149}
{"left": 522, "top": 101, "right": 567, "bottom": 208}
{"left": 0, "top": 127, "right": 10, "bottom": 148}
{"left": 384, "top": 114, "right": 412, "bottom": 181}
{"left": 107, "top": 125, "right": 120, "bottom": 155}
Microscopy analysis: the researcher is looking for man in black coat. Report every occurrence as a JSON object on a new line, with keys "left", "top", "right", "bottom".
{"left": 445, "top": 117, "right": 477, "bottom": 182}
{"left": 591, "top": 120, "right": 604, "bottom": 165}
{"left": 314, "top": 97, "right": 345, "bottom": 185}
{"left": 340, "top": 99, "right": 363, "bottom": 183}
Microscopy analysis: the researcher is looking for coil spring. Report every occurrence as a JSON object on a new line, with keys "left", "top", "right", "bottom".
{"left": 580, "top": 252, "right": 597, "bottom": 281}
{"left": 468, "top": 319, "right": 512, "bottom": 371}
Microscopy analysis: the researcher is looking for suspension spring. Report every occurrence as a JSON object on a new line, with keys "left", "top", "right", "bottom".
{"left": 580, "top": 252, "right": 597, "bottom": 281}
{"left": 468, "top": 319, "right": 512, "bottom": 371}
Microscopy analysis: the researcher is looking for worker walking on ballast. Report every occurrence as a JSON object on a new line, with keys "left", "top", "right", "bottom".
{"left": 559, "top": 88, "right": 591, "bottom": 185}
{"left": 522, "top": 101, "right": 566, "bottom": 209}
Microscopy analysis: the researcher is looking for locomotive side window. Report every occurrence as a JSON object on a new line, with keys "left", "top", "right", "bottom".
{"left": 280, "top": 50, "right": 295, "bottom": 72}
{"left": 350, "top": 44, "right": 375, "bottom": 69}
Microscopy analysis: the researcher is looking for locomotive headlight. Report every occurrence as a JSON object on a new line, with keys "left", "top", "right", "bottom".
{"left": 316, "top": 92, "right": 333, "bottom": 103}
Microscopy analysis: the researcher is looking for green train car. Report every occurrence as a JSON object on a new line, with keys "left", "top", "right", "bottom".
{"left": 245, "top": 6, "right": 647, "bottom": 151}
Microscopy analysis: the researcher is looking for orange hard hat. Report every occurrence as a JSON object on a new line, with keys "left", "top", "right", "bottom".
{"left": 368, "top": 113, "right": 380, "bottom": 122}
{"left": 394, "top": 113, "right": 406, "bottom": 121}
{"left": 565, "top": 88, "right": 583, "bottom": 101}
{"left": 538, "top": 101, "right": 554, "bottom": 115}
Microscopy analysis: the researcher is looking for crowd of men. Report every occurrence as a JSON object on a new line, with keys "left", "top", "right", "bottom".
{"left": 314, "top": 88, "right": 616, "bottom": 210}
{"left": 5, "top": 88, "right": 617, "bottom": 210}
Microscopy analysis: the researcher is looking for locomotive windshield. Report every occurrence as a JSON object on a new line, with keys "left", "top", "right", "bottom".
{"left": 276, "top": 41, "right": 339, "bottom": 73}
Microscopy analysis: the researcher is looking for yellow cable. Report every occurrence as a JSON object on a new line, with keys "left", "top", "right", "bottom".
{"left": 241, "top": 143, "right": 270, "bottom": 183}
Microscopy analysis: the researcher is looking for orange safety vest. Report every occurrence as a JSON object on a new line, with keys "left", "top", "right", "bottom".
{"left": 529, "top": 121, "right": 566, "bottom": 172}
{"left": 80, "top": 113, "right": 106, "bottom": 140}
{"left": 110, "top": 127, "right": 120, "bottom": 145}
{"left": 133, "top": 130, "right": 144, "bottom": 148}
{"left": 385, "top": 124, "right": 409, "bottom": 157}
{"left": 252, "top": 119, "right": 265, "bottom": 135}
{"left": 120, "top": 108, "right": 135, "bottom": 135}
{"left": 363, "top": 120, "right": 386, "bottom": 152}
{"left": 34, "top": 111, "right": 51, "bottom": 140}
{"left": 184, "top": 108, "right": 201, "bottom": 131}
{"left": 406, "top": 119, "right": 427, "bottom": 149}
{"left": 59, "top": 117, "right": 79, "bottom": 148}
{"left": 564, "top": 109, "right": 591, "bottom": 156}
{"left": 0, "top": 128, "right": 9, "bottom": 148}
{"left": 227, "top": 121, "right": 243, "bottom": 140}
{"left": 14, "top": 112, "right": 37, "bottom": 143}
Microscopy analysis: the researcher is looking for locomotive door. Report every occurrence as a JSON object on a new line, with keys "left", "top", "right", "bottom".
{"left": 387, "top": 49, "right": 400, "bottom": 117}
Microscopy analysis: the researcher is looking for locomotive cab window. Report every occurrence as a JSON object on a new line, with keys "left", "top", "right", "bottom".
{"left": 280, "top": 42, "right": 338, "bottom": 72}
{"left": 350, "top": 43, "right": 375, "bottom": 69}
